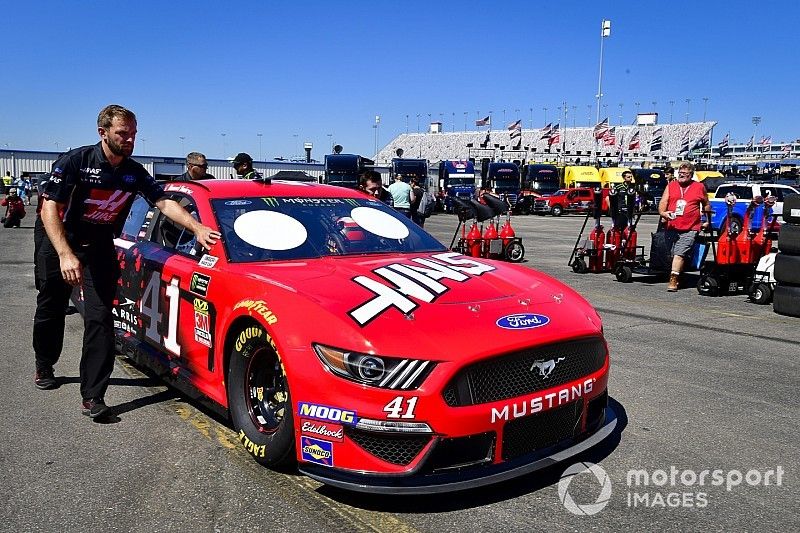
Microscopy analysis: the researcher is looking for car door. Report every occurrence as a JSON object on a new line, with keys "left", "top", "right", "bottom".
{"left": 135, "top": 192, "right": 220, "bottom": 388}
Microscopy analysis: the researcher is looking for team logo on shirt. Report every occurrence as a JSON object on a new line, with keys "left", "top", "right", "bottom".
{"left": 123, "top": 174, "right": 136, "bottom": 184}
{"left": 82, "top": 189, "right": 132, "bottom": 223}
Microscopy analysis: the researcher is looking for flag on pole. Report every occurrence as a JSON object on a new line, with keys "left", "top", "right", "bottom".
{"left": 679, "top": 129, "right": 690, "bottom": 155}
{"left": 540, "top": 123, "right": 553, "bottom": 140}
{"left": 480, "top": 131, "right": 491, "bottom": 147}
{"left": 783, "top": 143, "right": 792, "bottom": 155}
{"left": 593, "top": 118, "right": 610, "bottom": 140}
{"left": 746, "top": 136, "right": 754, "bottom": 149}
{"left": 649, "top": 127, "right": 663, "bottom": 152}
{"left": 718, "top": 133, "right": 729, "bottom": 155}
{"left": 602, "top": 127, "right": 616, "bottom": 146}
{"left": 627, "top": 130, "right": 640, "bottom": 151}
{"left": 508, "top": 119, "right": 522, "bottom": 139}
{"left": 760, "top": 136, "right": 772, "bottom": 152}
{"left": 548, "top": 124, "right": 560, "bottom": 146}
{"left": 692, "top": 131, "right": 711, "bottom": 150}
{"left": 475, "top": 116, "right": 490, "bottom": 127}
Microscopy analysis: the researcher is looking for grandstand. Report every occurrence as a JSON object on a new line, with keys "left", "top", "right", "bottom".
{"left": 376, "top": 121, "right": 717, "bottom": 165}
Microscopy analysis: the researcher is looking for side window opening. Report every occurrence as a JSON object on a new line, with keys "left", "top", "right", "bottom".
{"left": 153, "top": 195, "right": 200, "bottom": 256}
{"left": 120, "top": 195, "right": 153, "bottom": 241}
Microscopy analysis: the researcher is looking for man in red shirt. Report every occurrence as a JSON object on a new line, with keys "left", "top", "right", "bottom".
{"left": 658, "top": 162, "right": 711, "bottom": 291}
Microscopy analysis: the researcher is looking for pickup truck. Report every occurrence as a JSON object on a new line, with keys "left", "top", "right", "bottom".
{"left": 709, "top": 182, "right": 799, "bottom": 232}
{"left": 532, "top": 188, "right": 596, "bottom": 216}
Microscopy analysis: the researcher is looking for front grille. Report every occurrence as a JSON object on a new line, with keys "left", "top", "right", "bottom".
{"left": 502, "top": 400, "right": 583, "bottom": 461}
{"left": 442, "top": 337, "right": 606, "bottom": 406}
{"left": 345, "top": 427, "right": 431, "bottom": 466}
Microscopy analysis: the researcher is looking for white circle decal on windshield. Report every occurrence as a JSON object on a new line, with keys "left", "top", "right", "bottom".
{"left": 350, "top": 207, "right": 409, "bottom": 239}
{"left": 233, "top": 210, "right": 307, "bottom": 250}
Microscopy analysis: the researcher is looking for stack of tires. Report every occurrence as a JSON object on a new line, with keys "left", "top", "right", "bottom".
{"left": 774, "top": 194, "right": 800, "bottom": 317}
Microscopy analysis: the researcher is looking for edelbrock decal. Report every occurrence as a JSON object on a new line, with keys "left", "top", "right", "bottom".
{"left": 349, "top": 252, "right": 495, "bottom": 326}
{"left": 496, "top": 313, "right": 550, "bottom": 330}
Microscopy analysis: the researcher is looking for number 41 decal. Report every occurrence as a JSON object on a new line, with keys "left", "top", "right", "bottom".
{"left": 141, "top": 271, "right": 182, "bottom": 356}
{"left": 383, "top": 396, "right": 418, "bottom": 419}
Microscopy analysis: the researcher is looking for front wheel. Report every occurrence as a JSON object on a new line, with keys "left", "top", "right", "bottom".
{"left": 749, "top": 282, "right": 772, "bottom": 305}
{"left": 551, "top": 205, "right": 563, "bottom": 216}
{"left": 572, "top": 256, "right": 588, "bottom": 274}
{"left": 615, "top": 264, "right": 633, "bottom": 283}
{"left": 697, "top": 274, "right": 720, "bottom": 296}
{"left": 227, "top": 324, "right": 295, "bottom": 468}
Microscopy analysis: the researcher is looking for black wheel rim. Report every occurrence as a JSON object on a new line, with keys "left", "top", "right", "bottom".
{"left": 245, "top": 347, "right": 288, "bottom": 434}
{"left": 508, "top": 243, "right": 524, "bottom": 261}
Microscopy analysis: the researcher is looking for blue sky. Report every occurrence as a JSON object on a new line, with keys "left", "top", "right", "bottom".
{"left": 1, "top": 0, "right": 798, "bottom": 160}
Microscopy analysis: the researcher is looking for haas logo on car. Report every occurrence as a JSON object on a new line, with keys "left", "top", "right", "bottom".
{"left": 349, "top": 252, "right": 495, "bottom": 326}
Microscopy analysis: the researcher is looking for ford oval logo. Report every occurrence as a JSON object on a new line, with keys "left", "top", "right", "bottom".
{"left": 496, "top": 313, "right": 550, "bottom": 330}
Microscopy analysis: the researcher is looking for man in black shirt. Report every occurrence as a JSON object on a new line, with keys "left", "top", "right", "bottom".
{"left": 33, "top": 105, "right": 220, "bottom": 419}
{"left": 174, "top": 151, "right": 213, "bottom": 181}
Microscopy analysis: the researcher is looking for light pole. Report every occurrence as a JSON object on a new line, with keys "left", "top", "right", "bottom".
{"left": 327, "top": 133, "right": 333, "bottom": 151}
{"left": 618, "top": 103, "right": 624, "bottom": 125}
{"left": 595, "top": 19, "right": 611, "bottom": 124}
{"left": 635, "top": 101, "right": 640, "bottom": 118}
{"left": 587, "top": 104, "right": 593, "bottom": 126}
{"left": 651, "top": 100, "right": 657, "bottom": 112}
{"left": 405, "top": 114, "right": 409, "bottom": 134}
{"left": 685, "top": 98, "right": 691, "bottom": 123}
{"left": 257, "top": 133, "right": 262, "bottom": 161}
{"left": 452, "top": 112, "right": 455, "bottom": 132}
{"left": 141, "top": 138, "right": 147, "bottom": 155}
{"left": 529, "top": 107, "right": 534, "bottom": 129}
{"left": 373, "top": 115, "right": 380, "bottom": 158}
{"left": 416, "top": 114, "right": 420, "bottom": 133}
{"left": 543, "top": 107, "right": 548, "bottom": 125}
{"left": 54, "top": 141, "right": 59, "bottom": 152}
{"left": 571, "top": 106, "right": 576, "bottom": 128}
{"left": 220, "top": 133, "right": 226, "bottom": 156}
{"left": 669, "top": 100, "right": 675, "bottom": 123}
{"left": 502, "top": 109, "right": 506, "bottom": 124}
{"left": 293, "top": 133, "right": 299, "bottom": 158}
{"left": 703, "top": 97, "right": 709, "bottom": 122}
{"left": 179, "top": 136, "right": 185, "bottom": 154}
{"left": 464, "top": 112, "right": 468, "bottom": 132}
{"left": 752, "top": 116, "right": 761, "bottom": 153}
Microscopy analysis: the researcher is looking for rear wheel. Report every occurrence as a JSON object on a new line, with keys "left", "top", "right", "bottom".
{"left": 615, "top": 265, "right": 633, "bottom": 283}
{"left": 697, "top": 274, "right": 720, "bottom": 296}
{"left": 504, "top": 241, "right": 525, "bottom": 262}
{"left": 227, "top": 324, "right": 295, "bottom": 468}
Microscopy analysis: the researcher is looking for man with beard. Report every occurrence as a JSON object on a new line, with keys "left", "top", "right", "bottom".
{"left": 33, "top": 105, "right": 221, "bottom": 419}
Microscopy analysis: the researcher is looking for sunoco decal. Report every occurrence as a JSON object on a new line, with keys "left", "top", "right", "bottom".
{"left": 349, "top": 252, "right": 495, "bottom": 326}
{"left": 496, "top": 313, "right": 550, "bottom": 330}
{"left": 300, "top": 436, "right": 334, "bottom": 467}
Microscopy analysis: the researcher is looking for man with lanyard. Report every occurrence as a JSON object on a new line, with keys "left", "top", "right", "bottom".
{"left": 174, "top": 151, "right": 213, "bottom": 181}
{"left": 232, "top": 152, "right": 260, "bottom": 179}
{"left": 33, "top": 105, "right": 221, "bottom": 419}
{"left": 658, "top": 162, "right": 711, "bottom": 292}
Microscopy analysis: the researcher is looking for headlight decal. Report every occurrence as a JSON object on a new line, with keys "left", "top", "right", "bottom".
{"left": 314, "top": 344, "right": 433, "bottom": 390}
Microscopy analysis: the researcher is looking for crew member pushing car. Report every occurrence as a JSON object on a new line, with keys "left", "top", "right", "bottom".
{"left": 33, "top": 105, "right": 221, "bottom": 419}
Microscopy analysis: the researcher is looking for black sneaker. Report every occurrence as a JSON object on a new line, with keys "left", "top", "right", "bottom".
{"left": 82, "top": 398, "right": 110, "bottom": 419}
{"left": 34, "top": 368, "right": 57, "bottom": 390}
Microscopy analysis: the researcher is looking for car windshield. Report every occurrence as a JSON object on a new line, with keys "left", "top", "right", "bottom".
{"left": 211, "top": 196, "right": 446, "bottom": 263}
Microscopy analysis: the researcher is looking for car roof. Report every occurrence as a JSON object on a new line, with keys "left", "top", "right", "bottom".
{"left": 164, "top": 179, "right": 367, "bottom": 200}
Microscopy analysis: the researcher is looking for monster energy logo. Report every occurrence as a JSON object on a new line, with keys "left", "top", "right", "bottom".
{"left": 262, "top": 197, "right": 279, "bottom": 207}
{"left": 344, "top": 199, "right": 359, "bottom": 206}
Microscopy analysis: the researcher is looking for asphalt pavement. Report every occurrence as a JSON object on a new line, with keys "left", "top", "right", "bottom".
{"left": 1, "top": 209, "right": 797, "bottom": 532}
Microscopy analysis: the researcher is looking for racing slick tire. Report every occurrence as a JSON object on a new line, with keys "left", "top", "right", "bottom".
{"left": 774, "top": 253, "right": 800, "bottom": 285}
{"left": 504, "top": 240, "right": 525, "bottom": 262}
{"left": 777, "top": 223, "right": 800, "bottom": 255}
{"left": 551, "top": 205, "right": 563, "bottom": 217}
{"left": 614, "top": 264, "right": 633, "bottom": 283}
{"left": 227, "top": 324, "right": 295, "bottom": 469}
{"left": 773, "top": 284, "right": 800, "bottom": 317}
{"left": 571, "top": 256, "right": 588, "bottom": 274}
{"left": 749, "top": 282, "right": 773, "bottom": 305}
{"left": 697, "top": 274, "right": 720, "bottom": 296}
{"left": 783, "top": 194, "right": 800, "bottom": 224}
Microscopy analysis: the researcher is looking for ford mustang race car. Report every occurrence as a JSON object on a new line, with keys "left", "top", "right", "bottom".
{"left": 110, "top": 178, "right": 615, "bottom": 493}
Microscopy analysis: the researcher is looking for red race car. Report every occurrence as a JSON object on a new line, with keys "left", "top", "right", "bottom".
{"left": 110, "top": 178, "right": 615, "bottom": 493}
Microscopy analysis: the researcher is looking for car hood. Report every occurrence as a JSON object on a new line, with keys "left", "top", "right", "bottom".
{"left": 232, "top": 253, "right": 602, "bottom": 360}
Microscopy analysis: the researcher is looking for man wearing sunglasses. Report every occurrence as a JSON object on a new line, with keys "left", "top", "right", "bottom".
{"left": 175, "top": 152, "right": 213, "bottom": 181}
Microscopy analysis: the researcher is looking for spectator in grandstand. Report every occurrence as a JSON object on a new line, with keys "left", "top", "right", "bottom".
{"left": 658, "top": 162, "right": 711, "bottom": 292}
{"left": 360, "top": 171, "right": 393, "bottom": 205}
{"left": 232, "top": 152, "right": 260, "bottom": 179}
{"left": 175, "top": 152, "right": 213, "bottom": 181}
{"left": 409, "top": 177, "right": 425, "bottom": 226}
{"left": 388, "top": 174, "right": 414, "bottom": 217}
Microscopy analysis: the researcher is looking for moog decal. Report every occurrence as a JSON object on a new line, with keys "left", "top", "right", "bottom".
{"left": 349, "top": 252, "right": 495, "bottom": 326}
{"left": 298, "top": 402, "right": 357, "bottom": 425}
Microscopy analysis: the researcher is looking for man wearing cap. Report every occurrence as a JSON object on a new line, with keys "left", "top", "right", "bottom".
{"left": 232, "top": 152, "right": 260, "bottom": 180}
{"left": 174, "top": 152, "right": 213, "bottom": 181}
